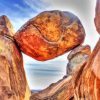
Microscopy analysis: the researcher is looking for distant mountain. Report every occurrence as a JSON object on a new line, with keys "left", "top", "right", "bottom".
{"left": 31, "top": 90, "right": 42, "bottom": 93}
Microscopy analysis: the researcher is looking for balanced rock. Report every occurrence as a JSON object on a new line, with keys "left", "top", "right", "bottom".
{"left": 14, "top": 10, "right": 85, "bottom": 61}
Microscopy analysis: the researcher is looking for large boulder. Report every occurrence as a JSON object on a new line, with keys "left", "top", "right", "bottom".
{"left": 14, "top": 10, "right": 85, "bottom": 61}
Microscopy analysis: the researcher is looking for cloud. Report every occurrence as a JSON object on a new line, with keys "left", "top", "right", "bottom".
{"left": 23, "top": 0, "right": 49, "bottom": 11}
{"left": 0, "top": 0, "right": 49, "bottom": 31}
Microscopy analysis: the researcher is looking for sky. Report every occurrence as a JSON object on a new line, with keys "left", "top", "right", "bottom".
{"left": 0, "top": 0, "right": 99, "bottom": 90}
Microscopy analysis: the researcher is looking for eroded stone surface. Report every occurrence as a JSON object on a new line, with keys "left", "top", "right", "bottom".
{"left": 0, "top": 15, "right": 31, "bottom": 100}
{"left": 14, "top": 10, "right": 85, "bottom": 61}
{"left": 30, "top": 45, "right": 91, "bottom": 100}
{"left": 74, "top": 39, "right": 100, "bottom": 100}
{"left": 0, "top": 15, "right": 14, "bottom": 36}
{"left": 67, "top": 45, "right": 91, "bottom": 76}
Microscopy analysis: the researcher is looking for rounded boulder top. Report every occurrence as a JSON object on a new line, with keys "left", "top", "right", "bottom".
{"left": 14, "top": 10, "right": 85, "bottom": 61}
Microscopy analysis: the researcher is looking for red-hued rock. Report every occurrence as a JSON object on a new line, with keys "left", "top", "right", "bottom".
{"left": 14, "top": 10, "right": 85, "bottom": 61}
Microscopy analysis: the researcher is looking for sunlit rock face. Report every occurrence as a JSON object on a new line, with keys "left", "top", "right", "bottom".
{"left": 14, "top": 10, "right": 85, "bottom": 61}
{"left": 0, "top": 15, "right": 14, "bottom": 36}
{"left": 67, "top": 45, "right": 91, "bottom": 76}
{"left": 30, "top": 76, "right": 74, "bottom": 100}
{"left": 95, "top": 0, "right": 100, "bottom": 34}
{"left": 0, "top": 16, "right": 31, "bottom": 100}
{"left": 74, "top": 39, "right": 100, "bottom": 100}
{"left": 30, "top": 39, "right": 100, "bottom": 100}
{"left": 0, "top": 0, "right": 100, "bottom": 99}
{"left": 30, "top": 1, "right": 100, "bottom": 99}
{"left": 30, "top": 45, "right": 91, "bottom": 100}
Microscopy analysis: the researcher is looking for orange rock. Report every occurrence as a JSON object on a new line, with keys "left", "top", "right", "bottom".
{"left": 14, "top": 10, "right": 85, "bottom": 61}
{"left": 74, "top": 39, "right": 100, "bottom": 100}
{"left": 0, "top": 15, "right": 31, "bottom": 100}
{"left": 0, "top": 15, "right": 14, "bottom": 36}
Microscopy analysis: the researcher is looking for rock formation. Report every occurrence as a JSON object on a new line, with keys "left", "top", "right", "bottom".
{"left": 30, "top": 39, "right": 100, "bottom": 100}
{"left": 30, "top": 76, "right": 74, "bottom": 100}
{"left": 95, "top": 0, "right": 100, "bottom": 34}
{"left": 0, "top": 0, "right": 100, "bottom": 99}
{"left": 67, "top": 45, "right": 91, "bottom": 76}
{"left": 14, "top": 10, "right": 85, "bottom": 61}
{"left": 30, "top": 0, "right": 100, "bottom": 99}
{"left": 74, "top": 38, "right": 100, "bottom": 100}
{"left": 30, "top": 45, "right": 91, "bottom": 100}
{"left": 0, "top": 15, "right": 14, "bottom": 36}
{"left": 0, "top": 16, "right": 31, "bottom": 100}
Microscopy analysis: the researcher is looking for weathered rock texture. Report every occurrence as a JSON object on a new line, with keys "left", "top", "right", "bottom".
{"left": 30, "top": 45, "right": 91, "bottom": 100}
{"left": 95, "top": 0, "right": 100, "bottom": 34}
{"left": 14, "top": 10, "right": 85, "bottom": 61}
{"left": 0, "top": 0, "right": 100, "bottom": 99}
{"left": 0, "top": 16, "right": 31, "bottom": 100}
{"left": 30, "top": 39, "right": 100, "bottom": 100}
{"left": 67, "top": 45, "right": 91, "bottom": 76}
{"left": 0, "top": 15, "right": 14, "bottom": 36}
{"left": 30, "top": 76, "right": 74, "bottom": 100}
{"left": 74, "top": 38, "right": 100, "bottom": 100}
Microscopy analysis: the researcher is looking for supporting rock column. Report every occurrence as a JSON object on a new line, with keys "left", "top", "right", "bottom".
{"left": 0, "top": 15, "right": 31, "bottom": 100}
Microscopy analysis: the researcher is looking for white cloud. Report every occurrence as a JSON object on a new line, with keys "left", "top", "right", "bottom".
{"left": 23, "top": 0, "right": 49, "bottom": 12}
{"left": 14, "top": 4, "right": 31, "bottom": 13}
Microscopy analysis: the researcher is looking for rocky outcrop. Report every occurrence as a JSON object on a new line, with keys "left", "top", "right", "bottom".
{"left": 30, "top": 39, "right": 100, "bottom": 100}
{"left": 0, "top": 0, "right": 100, "bottom": 99}
{"left": 0, "top": 16, "right": 31, "bottom": 100}
{"left": 95, "top": 0, "right": 100, "bottom": 34}
{"left": 31, "top": 1, "right": 100, "bottom": 99}
{"left": 30, "top": 45, "right": 91, "bottom": 100}
{"left": 14, "top": 10, "right": 85, "bottom": 61}
{"left": 0, "top": 15, "right": 14, "bottom": 36}
{"left": 74, "top": 38, "right": 100, "bottom": 99}
{"left": 67, "top": 45, "right": 91, "bottom": 76}
{"left": 30, "top": 76, "right": 74, "bottom": 100}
